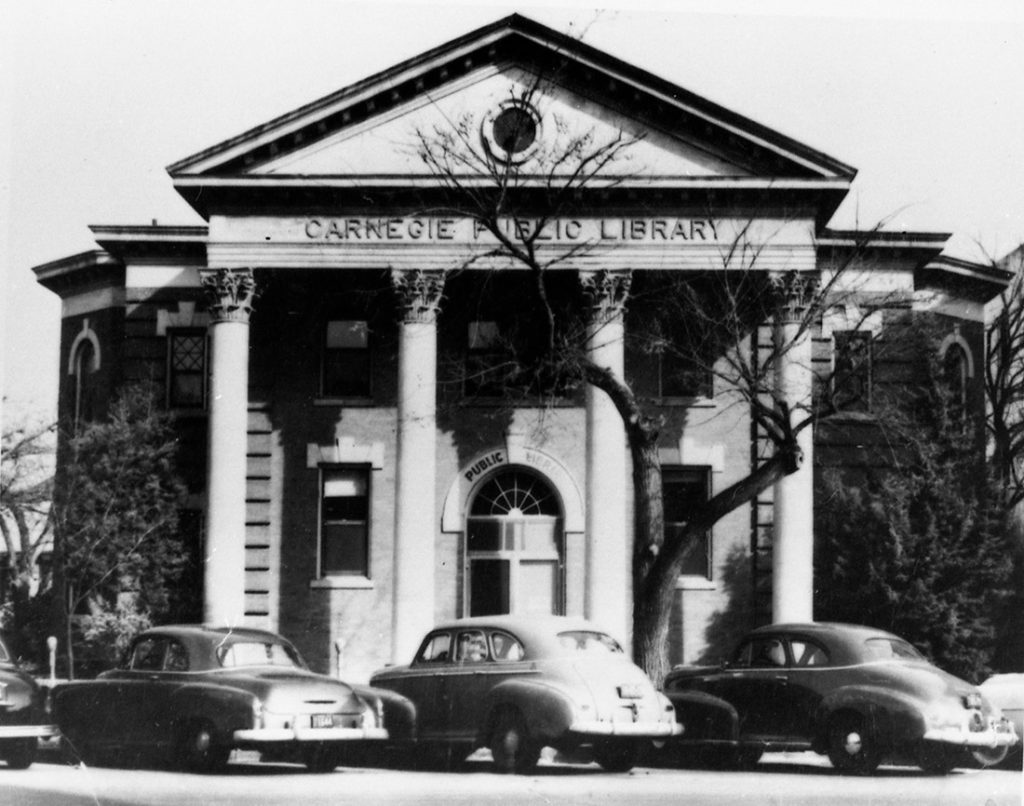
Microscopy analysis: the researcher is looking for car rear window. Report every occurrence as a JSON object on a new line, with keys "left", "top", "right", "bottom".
{"left": 863, "top": 637, "right": 923, "bottom": 661}
{"left": 0, "top": 639, "right": 10, "bottom": 663}
{"left": 557, "top": 631, "right": 623, "bottom": 654}
{"left": 218, "top": 641, "right": 303, "bottom": 668}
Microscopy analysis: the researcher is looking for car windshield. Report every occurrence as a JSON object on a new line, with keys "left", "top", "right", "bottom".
{"left": 217, "top": 640, "right": 303, "bottom": 668}
{"left": 863, "top": 637, "right": 924, "bottom": 661}
{"left": 557, "top": 630, "right": 623, "bottom": 654}
{"left": 0, "top": 639, "right": 9, "bottom": 663}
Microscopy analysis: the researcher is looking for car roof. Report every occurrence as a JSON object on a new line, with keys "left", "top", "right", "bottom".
{"left": 747, "top": 622, "right": 916, "bottom": 665}
{"left": 145, "top": 624, "right": 289, "bottom": 643}
{"left": 420, "top": 615, "right": 622, "bottom": 655}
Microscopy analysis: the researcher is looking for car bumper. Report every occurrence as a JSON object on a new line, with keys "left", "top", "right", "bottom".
{"left": 923, "top": 719, "right": 1018, "bottom": 748}
{"left": 0, "top": 724, "right": 59, "bottom": 740}
{"left": 570, "top": 720, "right": 683, "bottom": 738}
{"left": 233, "top": 726, "right": 389, "bottom": 743}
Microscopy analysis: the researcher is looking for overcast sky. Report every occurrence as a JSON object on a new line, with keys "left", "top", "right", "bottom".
{"left": 3, "top": 0, "right": 1022, "bottom": 425}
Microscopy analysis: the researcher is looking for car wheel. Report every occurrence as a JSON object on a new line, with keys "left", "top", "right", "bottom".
{"left": 2, "top": 739, "right": 37, "bottom": 770}
{"left": 176, "top": 719, "right": 230, "bottom": 773}
{"left": 488, "top": 708, "right": 540, "bottom": 774}
{"left": 969, "top": 744, "right": 1009, "bottom": 769}
{"left": 827, "top": 712, "right": 881, "bottom": 774}
{"left": 303, "top": 743, "right": 343, "bottom": 773}
{"left": 593, "top": 740, "right": 639, "bottom": 772}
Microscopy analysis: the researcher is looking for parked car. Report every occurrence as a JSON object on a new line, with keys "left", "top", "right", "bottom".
{"left": 978, "top": 673, "right": 1023, "bottom": 770}
{"left": 662, "top": 622, "right": 1017, "bottom": 774}
{"left": 369, "top": 615, "right": 680, "bottom": 773}
{"left": 53, "top": 625, "right": 406, "bottom": 772}
{"left": 0, "top": 634, "right": 58, "bottom": 769}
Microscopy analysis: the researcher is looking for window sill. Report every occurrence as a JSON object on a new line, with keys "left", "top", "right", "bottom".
{"left": 313, "top": 397, "right": 375, "bottom": 407}
{"left": 310, "top": 576, "right": 374, "bottom": 590}
{"left": 676, "top": 576, "right": 716, "bottom": 591}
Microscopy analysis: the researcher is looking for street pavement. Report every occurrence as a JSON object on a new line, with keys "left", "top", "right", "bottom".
{"left": 0, "top": 750, "right": 1020, "bottom": 806}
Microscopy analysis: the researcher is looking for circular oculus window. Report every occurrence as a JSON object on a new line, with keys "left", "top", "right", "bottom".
{"left": 482, "top": 102, "right": 541, "bottom": 164}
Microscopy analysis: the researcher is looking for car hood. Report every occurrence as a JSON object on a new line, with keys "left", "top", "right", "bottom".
{"left": 208, "top": 667, "right": 364, "bottom": 713}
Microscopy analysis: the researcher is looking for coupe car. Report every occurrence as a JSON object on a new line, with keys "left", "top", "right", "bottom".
{"left": 662, "top": 622, "right": 1017, "bottom": 774}
{"left": 52, "top": 625, "right": 403, "bottom": 772}
{"left": 0, "top": 634, "right": 58, "bottom": 769}
{"left": 369, "top": 615, "right": 680, "bottom": 773}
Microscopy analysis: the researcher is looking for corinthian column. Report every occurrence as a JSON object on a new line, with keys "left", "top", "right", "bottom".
{"left": 391, "top": 269, "right": 445, "bottom": 663}
{"left": 199, "top": 268, "right": 259, "bottom": 626}
{"left": 770, "top": 271, "right": 817, "bottom": 624}
{"left": 580, "top": 269, "right": 632, "bottom": 647}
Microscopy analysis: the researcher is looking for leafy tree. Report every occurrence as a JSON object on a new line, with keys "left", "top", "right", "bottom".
{"left": 415, "top": 75, "right": 882, "bottom": 683}
{"left": 0, "top": 412, "right": 56, "bottom": 662}
{"left": 814, "top": 322, "right": 1014, "bottom": 681}
{"left": 52, "top": 384, "right": 188, "bottom": 676}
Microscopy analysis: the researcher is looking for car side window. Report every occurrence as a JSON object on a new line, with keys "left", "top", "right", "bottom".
{"left": 164, "top": 640, "right": 190, "bottom": 672}
{"left": 734, "top": 637, "right": 786, "bottom": 668}
{"left": 490, "top": 631, "right": 525, "bottom": 662}
{"left": 415, "top": 633, "right": 452, "bottom": 664}
{"left": 130, "top": 637, "right": 166, "bottom": 671}
{"left": 455, "top": 630, "right": 488, "bottom": 663}
{"left": 790, "top": 640, "right": 829, "bottom": 667}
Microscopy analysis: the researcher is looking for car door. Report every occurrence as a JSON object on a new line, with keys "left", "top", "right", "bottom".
{"left": 114, "top": 636, "right": 191, "bottom": 749}
{"left": 712, "top": 635, "right": 792, "bottom": 739}
{"left": 779, "top": 636, "right": 832, "bottom": 741}
{"left": 444, "top": 628, "right": 498, "bottom": 740}
{"left": 389, "top": 631, "right": 454, "bottom": 741}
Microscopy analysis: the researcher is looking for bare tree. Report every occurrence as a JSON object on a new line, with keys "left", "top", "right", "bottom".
{"left": 414, "top": 74, "right": 885, "bottom": 682}
{"left": 986, "top": 248, "right": 1024, "bottom": 510}
{"left": 0, "top": 412, "right": 55, "bottom": 643}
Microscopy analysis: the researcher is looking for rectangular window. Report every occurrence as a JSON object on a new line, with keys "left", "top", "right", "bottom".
{"left": 659, "top": 348, "right": 712, "bottom": 399}
{"left": 322, "top": 320, "right": 370, "bottom": 398}
{"left": 662, "top": 466, "right": 712, "bottom": 578}
{"left": 168, "top": 329, "right": 207, "bottom": 409}
{"left": 465, "top": 321, "right": 507, "bottom": 397}
{"left": 320, "top": 467, "right": 370, "bottom": 576}
{"left": 833, "top": 331, "right": 872, "bottom": 411}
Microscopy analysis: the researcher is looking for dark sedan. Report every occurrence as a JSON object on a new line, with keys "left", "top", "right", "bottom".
{"left": 662, "top": 622, "right": 1017, "bottom": 774}
{"left": 53, "top": 625, "right": 402, "bottom": 772}
{"left": 0, "top": 635, "right": 58, "bottom": 768}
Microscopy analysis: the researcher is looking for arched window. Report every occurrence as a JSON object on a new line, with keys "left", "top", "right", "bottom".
{"left": 466, "top": 469, "right": 564, "bottom": 617}
{"left": 72, "top": 339, "right": 98, "bottom": 429}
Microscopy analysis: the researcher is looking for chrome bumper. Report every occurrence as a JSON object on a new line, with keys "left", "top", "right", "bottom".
{"left": 233, "top": 726, "right": 389, "bottom": 743}
{"left": 0, "top": 724, "right": 59, "bottom": 740}
{"left": 570, "top": 720, "right": 683, "bottom": 738}
{"left": 923, "top": 718, "right": 1018, "bottom": 748}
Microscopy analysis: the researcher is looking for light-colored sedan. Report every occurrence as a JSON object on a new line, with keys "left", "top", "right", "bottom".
{"left": 370, "top": 615, "right": 680, "bottom": 773}
{"left": 979, "top": 673, "right": 1023, "bottom": 769}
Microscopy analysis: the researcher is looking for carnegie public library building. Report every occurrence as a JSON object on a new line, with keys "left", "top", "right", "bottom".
{"left": 33, "top": 16, "right": 1008, "bottom": 681}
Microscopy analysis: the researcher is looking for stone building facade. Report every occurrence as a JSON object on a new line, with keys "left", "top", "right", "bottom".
{"left": 33, "top": 16, "right": 1008, "bottom": 681}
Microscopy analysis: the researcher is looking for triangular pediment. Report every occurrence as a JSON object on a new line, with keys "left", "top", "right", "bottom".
{"left": 169, "top": 15, "right": 854, "bottom": 214}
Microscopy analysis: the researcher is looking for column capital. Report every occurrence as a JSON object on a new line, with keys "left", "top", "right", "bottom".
{"left": 391, "top": 269, "right": 446, "bottom": 324}
{"left": 580, "top": 269, "right": 632, "bottom": 324}
{"left": 200, "top": 268, "right": 259, "bottom": 324}
{"left": 769, "top": 271, "right": 819, "bottom": 324}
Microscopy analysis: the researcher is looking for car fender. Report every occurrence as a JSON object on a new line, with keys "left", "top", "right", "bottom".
{"left": 482, "top": 678, "right": 576, "bottom": 743}
{"left": 168, "top": 682, "right": 257, "bottom": 737}
{"left": 349, "top": 684, "right": 417, "bottom": 741}
{"left": 815, "top": 685, "right": 926, "bottom": 751}
{"left": 664, "top": 690, "right": 739, "bottom": 742}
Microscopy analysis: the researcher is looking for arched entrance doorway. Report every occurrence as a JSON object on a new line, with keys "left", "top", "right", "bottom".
{"left": 465, "top": 468, "right": 564, "bottom": 617}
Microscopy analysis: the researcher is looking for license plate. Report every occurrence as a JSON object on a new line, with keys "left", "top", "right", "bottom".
{"left": 617, "top": 684, "right": 644, "bottom": 700}
{"left": 311, "top": 714, "right": 334, "bottom": 729}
